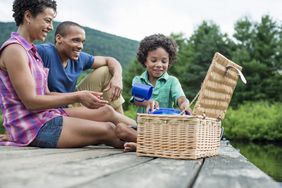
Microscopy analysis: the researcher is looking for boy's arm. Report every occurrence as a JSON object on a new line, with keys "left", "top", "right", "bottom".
{"left": 134, "top": 100, "right": 159, "bottom": 113}
{"left": 171, "top": 77, "right": 190, "bottom": 111}
{"left": 177, "top": 96, "right": 190, "bottom": 111}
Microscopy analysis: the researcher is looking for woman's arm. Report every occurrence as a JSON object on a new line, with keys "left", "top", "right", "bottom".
{"left": 2, "top": 44, "right": 107, "bottom": 111}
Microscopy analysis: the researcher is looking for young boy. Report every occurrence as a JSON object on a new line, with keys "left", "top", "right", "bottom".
{"left": 124, "top": 34, "right": 190, "bottom": 152}
{"left": 131, "top": 34, "right": 189, "bottom": 113}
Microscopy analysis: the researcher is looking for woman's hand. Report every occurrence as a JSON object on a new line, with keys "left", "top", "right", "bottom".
{"left": 78, "top": 90, "right": 109, "bottom": 109}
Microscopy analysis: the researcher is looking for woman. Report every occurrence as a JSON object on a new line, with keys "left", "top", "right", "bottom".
{"left": 0, "top": 0, "right": 136, "bottom": 149}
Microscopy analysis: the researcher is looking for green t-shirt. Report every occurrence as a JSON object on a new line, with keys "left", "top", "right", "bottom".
{"left": 131, "top": 71, "right": 186, "bottom": 113}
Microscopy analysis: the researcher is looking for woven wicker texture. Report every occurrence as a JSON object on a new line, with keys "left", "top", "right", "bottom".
{"left": 137, "top": 114, "right": 221, "bottom": 159}
{"left": 193, "top": 52, "right": 242, "bottom": 119}
{"left": 136, "top": 52, "right": 242, "bottom": 159}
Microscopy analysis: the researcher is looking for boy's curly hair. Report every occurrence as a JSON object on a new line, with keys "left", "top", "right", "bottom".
{"left": 12, "top": 0, "right": 57, "bottom": 26}
{"left": 137, "top": 34, "right": 178, "bottom": 67}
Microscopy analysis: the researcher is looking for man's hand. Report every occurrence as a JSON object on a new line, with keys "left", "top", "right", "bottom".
{"left": 78, "top": 91, "right": 108, "bottom": 109}
{"left": 92, "top": 56, "right": 123, "bottom": 102}
{"left": 104, "top": 77, "right": 123, "bottom": 101}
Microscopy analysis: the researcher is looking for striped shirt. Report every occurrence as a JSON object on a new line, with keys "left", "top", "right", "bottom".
{"left": 131, "top": 71, "right": 186, "bottom": 113}
{"left": 0, "top": 32, "right": 67, "bottom": 146}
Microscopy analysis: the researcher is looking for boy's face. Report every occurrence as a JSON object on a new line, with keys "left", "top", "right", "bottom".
{"left": 145, "top": 47, "right": 169, "bottom": 80}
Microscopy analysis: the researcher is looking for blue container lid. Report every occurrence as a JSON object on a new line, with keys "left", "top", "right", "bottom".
{"left": 148, "top": 108, "right": 181, "bottom": 115}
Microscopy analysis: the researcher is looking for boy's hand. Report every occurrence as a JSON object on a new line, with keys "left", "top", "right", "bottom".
{"left": 179, "top": 101, "right": 192, "bottom": 115}
{"left": 146, "top": 100, "right": 159, "bottom": 113}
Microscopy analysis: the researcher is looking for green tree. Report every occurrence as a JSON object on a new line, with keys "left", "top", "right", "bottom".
{"left": 232, "top": 16, "right": 282, "bottom": 104}
{"left": 177, "top": 21, "right": 234, "bottom": 101}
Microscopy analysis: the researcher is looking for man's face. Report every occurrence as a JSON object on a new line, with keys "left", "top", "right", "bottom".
{"left": 56, "top": 25, "right": 85, "bottom": 61}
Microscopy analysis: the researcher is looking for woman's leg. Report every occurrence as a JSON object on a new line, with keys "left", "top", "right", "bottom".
{"left": 57, "top": 116, "right": 124, "bottom": 148}
{"left": 64, "top": 105, "right": 136, "bottom": 126}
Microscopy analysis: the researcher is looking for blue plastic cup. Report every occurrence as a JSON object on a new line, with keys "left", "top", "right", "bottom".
{"left": 132, "top": 83, "right": 153, "bottom": 102}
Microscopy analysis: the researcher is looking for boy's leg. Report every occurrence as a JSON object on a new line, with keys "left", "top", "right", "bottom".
{"left": 76, "top": 66, "right": 125, "bottom": 114}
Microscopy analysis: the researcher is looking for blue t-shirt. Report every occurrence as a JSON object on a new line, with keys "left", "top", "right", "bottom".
{"left": 36, "top": 43, "right": 94, "bottom": 93}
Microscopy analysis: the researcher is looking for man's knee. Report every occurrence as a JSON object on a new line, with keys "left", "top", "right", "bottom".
{"left": 77, "top": 66, "right": 111, "bottom": 92}
{"left": 77, "top": 67, "right": 124, "bottom": 111}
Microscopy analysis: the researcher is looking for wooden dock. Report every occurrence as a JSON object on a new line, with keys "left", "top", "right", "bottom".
{"left": 0, "top": 141, "right": 279, "bottom": 188}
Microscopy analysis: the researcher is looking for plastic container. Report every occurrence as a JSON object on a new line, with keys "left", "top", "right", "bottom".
{"left": 148, "top": 108, "right": 181, "bottom": 115}
{"left": 132, "top": 83, "right": 153, "bottom": 102}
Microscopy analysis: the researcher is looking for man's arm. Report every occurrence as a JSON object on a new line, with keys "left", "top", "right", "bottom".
{"left": 92, "top": 56, "right": 123, "bottom": 101}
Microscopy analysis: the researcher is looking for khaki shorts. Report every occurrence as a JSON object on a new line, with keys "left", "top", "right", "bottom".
{"left": 76, "top": 66, "right": 125, "bottom": 109}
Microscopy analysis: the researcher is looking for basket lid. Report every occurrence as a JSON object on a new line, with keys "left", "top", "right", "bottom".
{"left": 193, "top": 52, "right": 245, "bottom": 120}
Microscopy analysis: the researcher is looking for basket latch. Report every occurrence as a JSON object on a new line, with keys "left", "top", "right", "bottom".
{"left": 225, "top": 64, "right": 247, "bottom": 84}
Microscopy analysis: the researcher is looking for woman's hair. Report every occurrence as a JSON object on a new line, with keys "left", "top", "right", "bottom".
{"left": 137, "top": 34, "right": 178, "bottom": 67}
{"left": 12, "top": 0, "right": 57, "bottom": 26}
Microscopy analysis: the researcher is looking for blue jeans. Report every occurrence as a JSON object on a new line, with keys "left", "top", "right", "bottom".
{"left": 29, "top": 116, "right": 63, "bottom": 148}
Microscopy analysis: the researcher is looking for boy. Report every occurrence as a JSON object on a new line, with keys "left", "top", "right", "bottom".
{"left": 131, "top": 34, "right": 189, "bottom": 113}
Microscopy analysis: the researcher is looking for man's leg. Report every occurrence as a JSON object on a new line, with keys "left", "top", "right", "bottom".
{"left": 76, "top": 66, "right": 125, "bottom": 113}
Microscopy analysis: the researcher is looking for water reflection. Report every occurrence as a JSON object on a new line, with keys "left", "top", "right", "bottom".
{"left": 231, "top": 141, "right": 282, "bottom": 182}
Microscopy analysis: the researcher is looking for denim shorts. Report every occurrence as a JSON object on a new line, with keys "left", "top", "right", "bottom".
{"left": 29, "top": 116, "right": 63, "bottom": 148}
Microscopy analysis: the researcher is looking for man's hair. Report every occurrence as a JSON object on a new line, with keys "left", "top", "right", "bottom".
{"left": 12, "top": 0, "right": 57, "bottom": 26}
{"left": 54, "top": 21, "right": 84, "bottom": 43}
{"left": 137, "top": 34, "right": 178, "bottom": 67}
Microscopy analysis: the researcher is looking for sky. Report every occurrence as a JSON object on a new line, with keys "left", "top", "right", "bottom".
{"left": 0, "top": 0, "right": 281, "bottom": 41}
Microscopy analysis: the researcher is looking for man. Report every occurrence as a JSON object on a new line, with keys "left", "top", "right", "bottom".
{"left": 36, "top": 21, "right": 124, "bottom": 113}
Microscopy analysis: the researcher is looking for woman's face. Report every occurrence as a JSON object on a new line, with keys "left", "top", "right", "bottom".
{"left": 28, "top": 7, "right": 55, "bottom": 41}
{"left": 144, "top": 47, "right": 169, "bottom": 82}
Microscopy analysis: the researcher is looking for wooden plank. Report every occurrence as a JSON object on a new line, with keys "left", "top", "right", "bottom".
{"left": 0, "top": 146, "right": 90, "bottom": 160}
{"left": 78, "top": 157, "right": 203, "bottom": 188}
{"left": 193, "top": 141, "right": 280, "bottom": 188}
{"left": 0, "top": 152, "right": 152, "bottom": 188}
{"left": 0, "top": 147, "right": 123, "bottom": 170}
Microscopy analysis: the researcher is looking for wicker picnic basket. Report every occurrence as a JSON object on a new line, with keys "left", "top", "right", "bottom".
{"left": 136, "top": 52, "right": 245, "bottom": 159}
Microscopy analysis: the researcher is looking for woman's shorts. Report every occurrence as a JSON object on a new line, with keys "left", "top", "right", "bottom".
{"left": 29, "top": 116, "right": 63, "bottom": 148}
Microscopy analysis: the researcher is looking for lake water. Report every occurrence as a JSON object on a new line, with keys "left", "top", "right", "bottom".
{"left": 231, "top": 141, "right": 282, "bottom": 184}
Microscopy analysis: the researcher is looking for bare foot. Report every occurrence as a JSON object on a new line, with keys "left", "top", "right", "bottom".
{"left": 115, "top": 123, "right": 137, "bottom": 142}
{"left": 0, "top": 133, "right": 9, "bottom": 141}
{"left": 124, "top": 142, "right": 137, "bottom": 152}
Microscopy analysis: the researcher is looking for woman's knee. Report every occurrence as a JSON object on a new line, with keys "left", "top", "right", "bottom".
{"left": 99, "top": 105, "right": 116, "bottom": 116}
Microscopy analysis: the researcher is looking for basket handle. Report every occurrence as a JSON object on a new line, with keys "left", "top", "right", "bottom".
{"left": 226, "top": 64, "right": 247, "bottom": 84}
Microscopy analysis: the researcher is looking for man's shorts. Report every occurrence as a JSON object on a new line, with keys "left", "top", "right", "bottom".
{"left": 76, "top": 66, "right": 124, "bottom": 109}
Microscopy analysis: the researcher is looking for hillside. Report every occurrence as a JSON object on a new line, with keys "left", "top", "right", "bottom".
{"left": 0, "top": 21, "right": 139, "bottom": 67}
